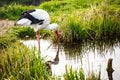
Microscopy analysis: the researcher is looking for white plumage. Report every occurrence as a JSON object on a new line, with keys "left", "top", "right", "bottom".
{"left": 30, "top": 9, "right": 50, "bottom": 23}
{"left": 15, "top": 9, "right": 59, "bottom": 52}
{"left": 16, "top": 9, "right": 58, "bottom": 32}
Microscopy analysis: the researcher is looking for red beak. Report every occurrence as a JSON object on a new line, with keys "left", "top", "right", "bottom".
{"left": 55, "top": 30, "right": 59, "bottom": 37}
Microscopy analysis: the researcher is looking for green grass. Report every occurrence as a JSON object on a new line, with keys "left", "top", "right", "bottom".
{"left": 0, "top": 0, "right": 120, "bottom": 80}
{"left": 0, "top": 4, "right": 34, "bottom": 20}
{"left": 64, "top": 65, "right": 101, "bottom": 80}
{"left": 86, "top": 72, "right": 101, "bottom": 80}
{"left": 12, "top": 27, "right": 36, "bottom": 39}
{"left": 0, "top": 41, "right": 52, "bottom": 80}
{"left": 86, "top": 67, "right": 101, "bottom": 80}
{"left": 0, "top": 0, "right": 120, "bottom": 44}
{"left": 0, "top": 26, "right": 17, "bottom": 49}
{"left": 58, "top": 1, "right": 120, "bottom": 43}
{"left": 0, "top": 0, "right": 119, "bottom": 46}
{"left": 64, "top": 66, "right": 85, "bottom": 80}
{"left": 0, "top": 0, "right": 40, "bottom": 6}
{"left": 0, "top": 26, "right": 53, "bottom": 48}
{"left": 0, "top": 0, "right": 99, "bottom": 20}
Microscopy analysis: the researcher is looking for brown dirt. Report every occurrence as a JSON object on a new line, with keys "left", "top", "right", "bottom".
{"left": 0, "top": 20, "right": 15, "bottom": 34}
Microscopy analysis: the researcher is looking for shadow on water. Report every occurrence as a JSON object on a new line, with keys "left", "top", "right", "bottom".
{"left": 21, "top": 39, "right": 120, "bottom": 80}
{"left": 62, "top": 39, "right": 120, "bottom": 80}
{"left": 63, "top": 39, "right": 119, "bottom": 55}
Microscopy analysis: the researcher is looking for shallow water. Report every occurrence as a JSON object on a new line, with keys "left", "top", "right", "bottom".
{"left": 21, "top": 39, "right": 120, "bottom": 80}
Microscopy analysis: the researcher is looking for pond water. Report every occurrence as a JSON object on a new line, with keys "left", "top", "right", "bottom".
{"left": 21, "top": 39, "right": 120, "bottom": 80}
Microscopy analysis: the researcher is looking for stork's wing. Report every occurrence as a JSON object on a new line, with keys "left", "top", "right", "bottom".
{"left": 29, "top": 9, "right": 50, "bottom": 22}
{"left": 19, "top": 9, "right": 44, "bottom": 24}
{"left": 26, "top": 14, "right": 43, "bottom": 24}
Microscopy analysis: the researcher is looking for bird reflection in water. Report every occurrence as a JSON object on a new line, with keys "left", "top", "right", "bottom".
{"left": 46, "top": 31, "right": 60, "bottom": 74}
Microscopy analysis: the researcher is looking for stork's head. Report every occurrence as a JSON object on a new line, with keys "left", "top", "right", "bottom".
{"left": 47, "top": 23, "right": 58, "bottom": 30}
{"left": 47, "top": 23, "right": 59, "bottom": 37}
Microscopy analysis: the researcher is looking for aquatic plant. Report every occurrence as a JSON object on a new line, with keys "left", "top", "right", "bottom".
{"left": 64, "top": 66, "right": 85, "bottom": 80}
{"left": 86, "top": 70, "right": 101, "bottom": 80}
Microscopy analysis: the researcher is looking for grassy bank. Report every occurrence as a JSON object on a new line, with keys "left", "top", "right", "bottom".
{"left": 0, "top": 42, "right": 100, "bottom": 80}
{"left": 59, "top": 4, "right": 120, "bottom": 42}
{"left": 42, "top": 0, "right": 120, "bottom": 43}
{"left": 64, "top": 66, "right": 101, "bottom": 80}
{"left": 0, "top": 26, "right": 53, "bottom": 49}
{"left": 0, "top": 0, "right": 120, "bottom": 79}
{"left": 0, "top": 5, "right": 34, "bottom": 20}
{"left": 64, "top": 66, "right": 85, "bottom": 80}
{"left": 0, "top": 41, "right": 52, "bottom": 80}
{"left": 0, "top": 0, "right": 120, "bottom": 43}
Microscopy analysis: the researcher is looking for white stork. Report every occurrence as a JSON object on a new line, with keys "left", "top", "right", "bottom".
{"left": 15, "top": 9, "right": 59, "bottom": 52}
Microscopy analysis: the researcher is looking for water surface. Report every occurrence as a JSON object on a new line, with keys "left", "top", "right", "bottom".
{"left": 21, "top": 39, "right": 120, "bottom": 80}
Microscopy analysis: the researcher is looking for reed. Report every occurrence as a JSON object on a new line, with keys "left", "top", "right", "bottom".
{"left": 57, "top": 2, "right": 120, "bottom": 43}
{"left": 64, "top": 66, "right": 85, "bottom": 80}
{"left": 0, "top": 41, "right": 51, "bottom": 80}
{"left": 86, "top": 70, "right": 101, "bottom": 80}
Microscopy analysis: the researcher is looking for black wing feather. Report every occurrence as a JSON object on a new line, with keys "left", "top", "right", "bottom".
{"left": 19, "top": 9, "right": 44, "bottom": 24}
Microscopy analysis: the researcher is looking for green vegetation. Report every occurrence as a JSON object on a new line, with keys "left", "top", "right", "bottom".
{"left": 0, "top": 42, "right": 52, "bottom": 80}
{"left": 64, "top": 66, "right": 85, "bottom": 80}
{"left": 0, "top": 27, "right": 17, "bottom": 49}
{"left": 59, "top": 4, "right": 120, "bottom": 42}
{"left": 86, "top": 72, "right": 101, "bottom": 80}
{"left": 0, "top": 0, "right": 120, "bottom": 79}
{"left": 0, "top": 26, "right": 52, "bottom": 48}
{"left": 0, "top": 4, "right": 34, "bottom": 20}
{"left": 0, "top": 26, "right": 29, "bottom": 49}
{"left": 64, "top": 66, "right": 101, "bottom": 80}
{"left": 0, "top": 0, "right": 120, "bottom": 43}
{"left": 12, "top": 27, "right": 36, "bottom": 39}
{"left": 0, "top": 0, "right": 44, "bottom": 6}
{"left": 40, "top": 0, "right": 120, "bottom": 43}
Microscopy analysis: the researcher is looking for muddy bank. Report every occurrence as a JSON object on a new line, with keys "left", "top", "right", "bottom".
{"left": 0, "top": 20, "right": 14, "bottom": 34}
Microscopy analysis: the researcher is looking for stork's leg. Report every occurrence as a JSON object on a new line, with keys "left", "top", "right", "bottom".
{"left": 36, "top": 31, "right": 40, "bottom": 52}
{"left": 54, "top": 30, "right": 60, "bottom": 61}
{"left": 55, "top": 30, "right": 59, "bottom": 50}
